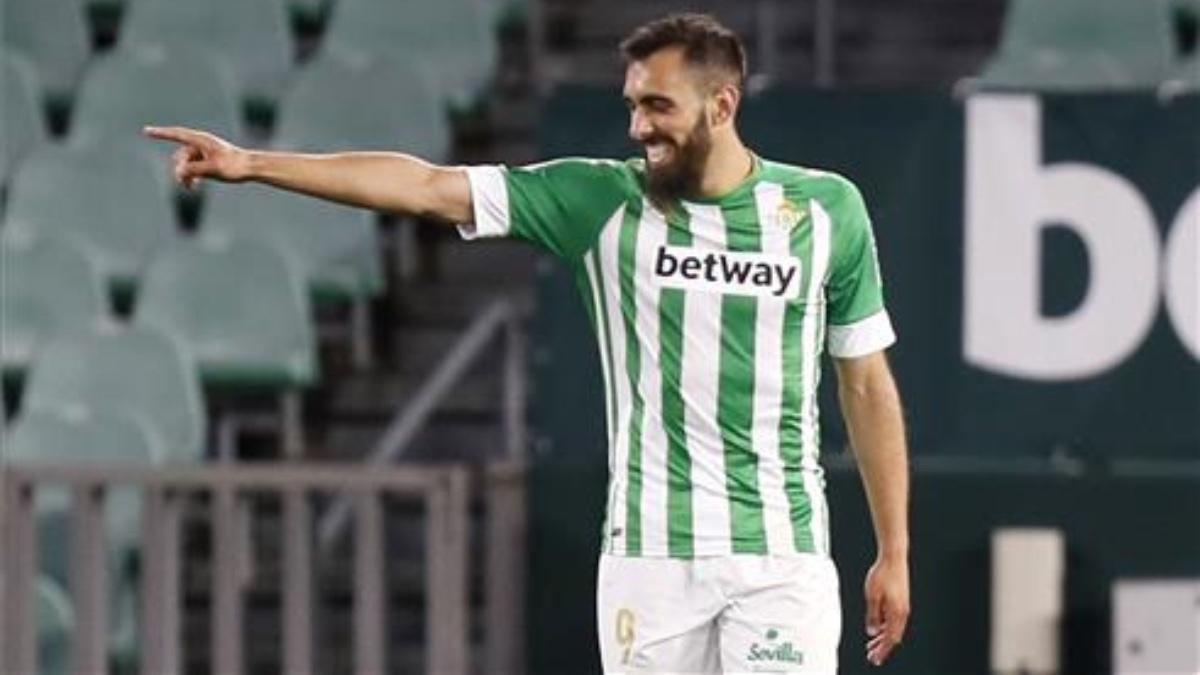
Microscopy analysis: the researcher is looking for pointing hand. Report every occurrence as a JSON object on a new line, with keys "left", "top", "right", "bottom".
{"left": 143, "top": 125, "right": 250, "bottom": 189}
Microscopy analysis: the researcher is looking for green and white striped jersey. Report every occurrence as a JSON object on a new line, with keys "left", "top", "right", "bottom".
{"left": 461, "top": 156, "right": 895, "bottom": 558}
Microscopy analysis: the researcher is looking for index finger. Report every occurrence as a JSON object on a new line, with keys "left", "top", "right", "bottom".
{"left": 142, "top": 125, "right": 206, "bottom": 146}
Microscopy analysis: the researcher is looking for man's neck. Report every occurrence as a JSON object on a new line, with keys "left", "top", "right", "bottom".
{"left": 696, "top": 134, "right": 754, "bottom": 199}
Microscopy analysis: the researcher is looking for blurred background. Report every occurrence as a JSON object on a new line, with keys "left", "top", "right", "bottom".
{"left": 0, "top": 0, "right": 1197, "bottom": 674}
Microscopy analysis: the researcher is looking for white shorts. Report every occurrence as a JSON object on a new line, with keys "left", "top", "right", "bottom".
{"left": 597, "top": 553, "right": 842, "bottom": 674}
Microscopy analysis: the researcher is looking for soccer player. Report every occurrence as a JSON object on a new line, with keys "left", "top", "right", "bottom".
{"left": 146, "top": 12, "right": 909, "bottom": 672}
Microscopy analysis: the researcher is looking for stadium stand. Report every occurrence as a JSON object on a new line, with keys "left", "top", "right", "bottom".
{"left": 975, "top": 0, "right": 1176, "bottom": 90}
{"left": 134, "top": 230, "right": 316, "bottom": 457}
{"left": 0, "top": 0, "right": 90, "bottom": 106}
{"left": 3, "top": 139, "right": 177, "bottom": 293}
{"left": 0, "top": 48, "right": 47, "bottom": 189}
{"left": 0, "top": 231, "right": 108, "bottom": 380}
{"left": 70, "top": 45, "right": 244, "bottom": 161}
{"left": 272, "top": 52, "right": 449, "bottom": 160}
{"left": 21, "top": 321, "right": 206, "bottom": 461}
{"left": 319, "top": 0, "right": 498, "bottom": 107}
{"left": 119, "top": 0, "right": 295, "bottom": 110}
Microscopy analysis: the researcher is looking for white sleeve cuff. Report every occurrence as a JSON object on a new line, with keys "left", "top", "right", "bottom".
{"left": 457, "top": 165, "right": 510, "bottom": 240}
{"left": 827, "top": 310, "right": 896, "bottom": 358}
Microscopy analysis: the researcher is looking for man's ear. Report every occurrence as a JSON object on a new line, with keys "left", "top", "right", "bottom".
{"left": 711, "top": 81, "right": 741, "bottom": 127}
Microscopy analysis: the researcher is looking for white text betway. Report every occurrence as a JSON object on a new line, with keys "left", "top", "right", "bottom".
{"left": 653, "top": 245, "right": 802, "bottom": 299}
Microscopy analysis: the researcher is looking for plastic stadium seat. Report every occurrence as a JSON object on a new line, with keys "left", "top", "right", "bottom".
{"left": 1, "top": 0, "right": 90, "bottom": 104}
{"left": 976, "top": 0, "right": 1175, "bottom": 90}
{"left": 273, "top": 53, "right": 449, "bottom": 161}
{"left": 120, "top": 0, "right": 295, "bottom": 106}
{"left": 1161, "top": 53, "right": 1200, "bottom": 95}
{"left": 71, "top": 46, "right": 244, "bottom": 161}
{"left": 5, "top": 407, "right": 160, "bottom": 572}
{"left": 4, "top": 407, "right": 161, "bottom": 669}
{"left": 0, "top": 576, "right": 75, "bottom": 675}
{"left": 321, "top": 0, "right": 497, "bottom": 108}
{"left": 203, "top": 182, "right": 383, "bottom": 301}
{"left": 202, "top": 182, "right": 382, "bottom": 368}
{"left": 3, "top": 139, "right": 178, "bottom": 290}
{"left": 22, "top": 321, "right": 206, "bottom": 461}
{"left": 1, "top": 48, "right": 47, "bottom": 188}
{"left": 136, "top": 230, "right": 317, "bottom": 389}
{"left": 135, "top": 231, "right": 316, "bottom": 456}
{"left": 0, "top": 231, "right": 107, "bottom": 379}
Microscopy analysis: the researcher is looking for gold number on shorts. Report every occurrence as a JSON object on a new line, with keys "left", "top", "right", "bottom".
{"left": 615, "top": 608, "right": 635, "bottom": 665}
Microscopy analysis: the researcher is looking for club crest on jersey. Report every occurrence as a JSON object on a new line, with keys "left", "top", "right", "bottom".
{"left": 653, "top": 245, "right": 803, "bottom": 300}
{"left": 775, "top": 199, "right": 807, "bottom": 231}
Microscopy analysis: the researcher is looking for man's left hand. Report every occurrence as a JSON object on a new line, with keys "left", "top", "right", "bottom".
{"left": 864, "top": 554, "right": 910, "bottom": 666}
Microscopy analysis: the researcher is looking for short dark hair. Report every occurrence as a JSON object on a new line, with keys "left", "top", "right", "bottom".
{"left": 620, "top": 13, "right": 747, "bottom": 91}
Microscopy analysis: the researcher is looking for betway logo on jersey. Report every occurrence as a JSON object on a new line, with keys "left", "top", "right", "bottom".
{"left": 653, "top": 245, "right": 802, "bottom": 300}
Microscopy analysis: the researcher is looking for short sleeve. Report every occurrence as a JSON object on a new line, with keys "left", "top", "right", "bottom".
{"left": 823, "top": 180, "right": 896, "bottom": 358}
{"left": 458, "top": 158, "right": 631, "bottom": 261}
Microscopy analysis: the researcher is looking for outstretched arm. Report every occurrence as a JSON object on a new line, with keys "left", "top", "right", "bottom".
{"left": 143, "top": 126, "right": 472, "bottom": 224}
{"left": 833, "top": 350, "right": 910, "bottom": 667}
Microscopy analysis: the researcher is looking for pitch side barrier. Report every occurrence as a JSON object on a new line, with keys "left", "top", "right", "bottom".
{"left": 1, "top": 461, "right": 527, "bottom": 675}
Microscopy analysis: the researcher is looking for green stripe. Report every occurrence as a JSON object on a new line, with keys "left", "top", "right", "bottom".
{"left": 586, "top": 247, "right": 620, "bottom": 553}
{"left": 660, "top": 205, "right": 693, "bottom": 557}
{"left": 618, "top": 199, "right": 645, "bottom": 555}
{"left": 717, "top": 203, "right": 766, "bottom": 553}
{"left": 780, "top": 188, "right": 816, "bottom": 553}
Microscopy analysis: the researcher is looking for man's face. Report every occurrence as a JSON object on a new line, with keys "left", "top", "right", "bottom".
{"left": 623, "top": 48, "right": 714, "bottom": 199}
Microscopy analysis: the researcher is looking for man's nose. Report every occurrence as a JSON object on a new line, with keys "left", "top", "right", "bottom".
{"left": 629, "top": 110, "right": 653, "bottom": 141}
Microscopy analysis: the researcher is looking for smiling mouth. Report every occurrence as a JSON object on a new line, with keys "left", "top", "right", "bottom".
{"left": 644, "top": 142, "right": 674, "bottom": 165}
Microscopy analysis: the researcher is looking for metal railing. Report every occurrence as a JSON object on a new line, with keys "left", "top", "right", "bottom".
{"left": 318, "top": 298, "right": 526, "bottom": 553}
{"left": 0, "top": 461, "right": 526, "bottom": 675}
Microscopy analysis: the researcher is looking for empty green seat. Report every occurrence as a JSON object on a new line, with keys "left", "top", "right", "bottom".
{"left": 1, "top": 48, "right": 47, "bottom": 187}
{"left": 977, "top": 0, "right": 1175, "bottom": 90}
{"left": 3, "top": 139, "right": 178, "bottom": 290}
{"left": 120, "top": 0, "right": 295, "bottom": 106}
{"left": 274, "top": 53, "right": 449, "bottom": 161}
{"left": 71, "top": 46, "right": 244, "bottom": 160}
{"left": 1, "top": 0, "right": 90, "bottom": 104}
{"left": 5, "top": 407, "right": 160, "bottom": 576}
{"left": 322, "top": 0, "right": 497, "bottom": 108}
{"left": 5, "top": 407, "right": 160, "bottom": 670}
{"left": 135, "top": 230, "right": 317, "bottom": 389}
{"left": 202, "top": 182, "right": 383, "bottom": 301}
{"left": 22, "top": 322, "right": 206, "bottom": 461}
{"left": 0, "top": 575, "right": 76, "bottom": 675}
{"left": 0, "top": 231, "right": 107, "bottom": 379}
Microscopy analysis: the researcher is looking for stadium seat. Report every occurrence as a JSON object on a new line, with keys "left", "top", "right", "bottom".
{"left": 203, "top": 183, "right": 382, "bottom": 301}
{"left": 21, "top": 321, "right": 206, "bottom": 461}
{"left": 4, "top": 406, "right": 161, "bottom": 668}
{"left": 0, "top": 48, "right": 47, "bottom": 188}
{"left": 135, "top": 231, "right": 316, "bottom": 456}
{"left": 0, "top": 0, "right": 90, "bottom": 105}
{"left": 320, "top": 0, "right": 497, "bottom": 108}
{"left": 71, "top": 46, "right": 244, "bottom": 161}
{"left": 2, "top": 139, "right": 178, "bottom": 291}
{"left": 273, "top": 52, "right": 449, "bottom": 161}
{"left": 0, "top": 231, "right": 108, "bottom": 380}
{"left": 974, "top": 0, "right": 1175, "bottom": 90}
{"left": 0, "top": 575, "right": 76, "bottom": 675}
{"left": 202, "top": 182, "right": 382, "bottom": 367}
{"left": 120, "top": 0, "right": 295, "bottom": 108}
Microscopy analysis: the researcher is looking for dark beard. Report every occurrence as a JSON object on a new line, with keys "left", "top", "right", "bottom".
{"left": 645, "top": 116, "right": 712, "bottom": 202}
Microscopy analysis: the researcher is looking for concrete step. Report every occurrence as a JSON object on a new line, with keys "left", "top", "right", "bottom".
{"left": 322, "top": 419, "right": 508, "bottom": 463}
